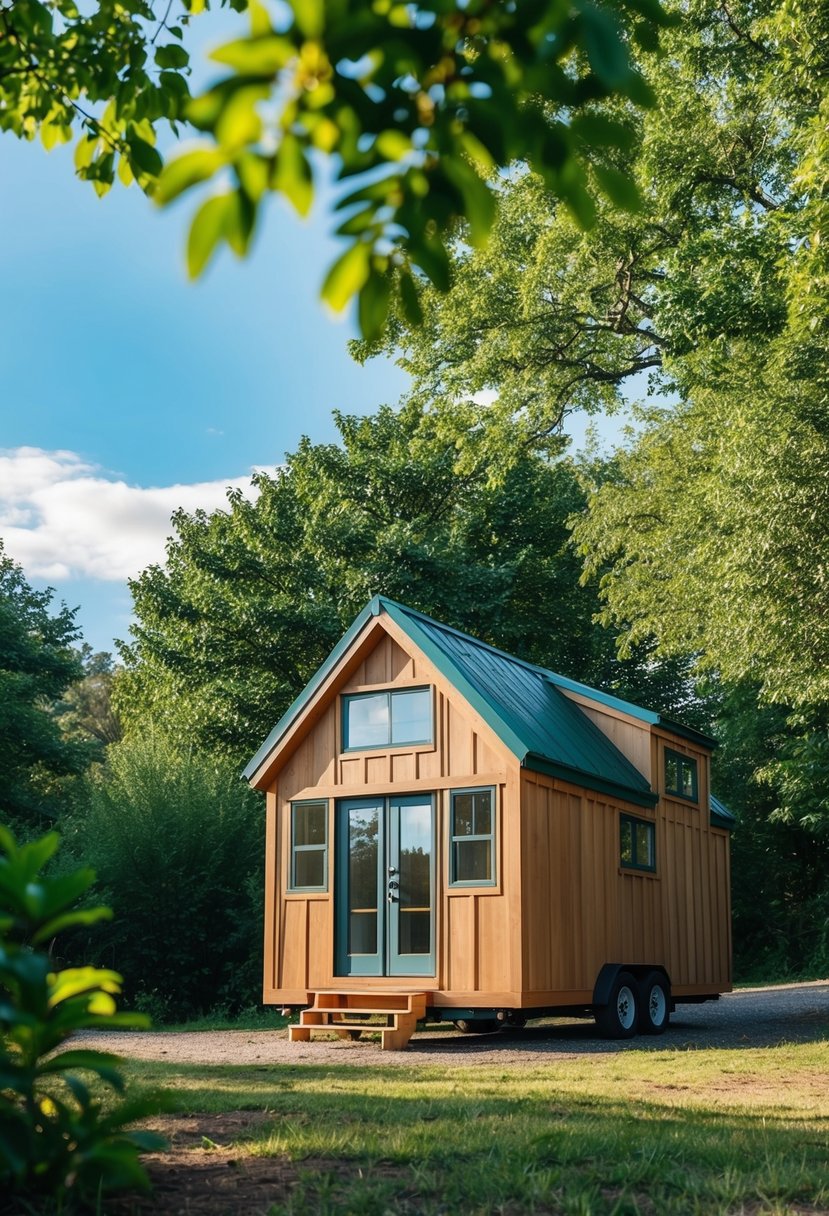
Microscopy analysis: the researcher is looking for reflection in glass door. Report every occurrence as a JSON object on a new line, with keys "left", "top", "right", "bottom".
{"left": 336, "top": 796, "right": 434, "bottom": 977}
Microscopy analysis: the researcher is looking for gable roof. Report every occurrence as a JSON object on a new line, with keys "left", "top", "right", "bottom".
{"left": 248, "top": 596, "right": 719, "bottom": 809}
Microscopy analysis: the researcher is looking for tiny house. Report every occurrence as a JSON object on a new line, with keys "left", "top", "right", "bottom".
{"left": 244, "top": 597, "right": 733, "bottom": 1048}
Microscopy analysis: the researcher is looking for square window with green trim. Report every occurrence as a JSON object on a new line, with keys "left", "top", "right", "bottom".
{"left": 664, "top": 748, "right": 698, "bottom": 802}
{"left": 289, "top": 800, "right": 329, "bottom": 892}
{"left": 620, "top": 813, "right": 656, "bottom": 873}
{"left": 342, "top": 687, "right": 433, "bottom": 751}
{"left": 450, "top": 787, "right": 496, "bottom": 886}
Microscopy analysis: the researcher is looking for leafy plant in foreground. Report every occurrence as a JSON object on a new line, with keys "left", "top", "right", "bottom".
{"left": 0, "top": 826, "right": 168, "bottom": 1206}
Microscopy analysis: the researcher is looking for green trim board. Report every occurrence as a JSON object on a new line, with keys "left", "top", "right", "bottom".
{"left": 710, "top": 794, "right": 736, "bottom": 830}
{"left": 243, "top": 597, "right": 383, "bottom": 781}
{"left": 244, "top": 596, "right": 709, "bottom": 812}
{"left": 524, "top": 755, "right": 657, "bottom": 809}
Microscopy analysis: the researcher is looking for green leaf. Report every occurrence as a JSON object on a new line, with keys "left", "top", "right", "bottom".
{"left": 187, "top": 193, "right": 234, "bottom": 277}
{"left": 321, "top": 241, "right": 372, "bottom": 312}
{"left": 580, "top": 3, "right": 631, "bottom": 90}
{"left": 224, "top": 191, "right": 257, "bottom": 256}
{"left": 291, "top": 0, "right": 324, "bottom": 39}
{"left": 273, "top": 133, "right": 313, "bottom": 217}
{"left": 409, "top": 235, "right": 451, "bottom": 292}
{"left": 215, "top": 85, "right": 267, "bottom": 150}
{"left": 375, "top": 130, "right": 412, "bottom": 161}
{"left": 32, "top": 906, "right": 112, "bottom": 945}
{"left": 211, "top": 35, "right": 294, "bottom": 74}
{"left": 570, "top": 113, "right": 636, "bottom": 152}
{"left": 398, "top": 268, "right": 423, "bottom": 327}
{"left": 39, "top": 1049, "right": 124, "bottom": 1087}
{"left": 358, "top": 270, "right": 391, "bottom": 340}
{"left": 441, "top": 157, "right": 496, "bottom": 246}
{"left": 154, "top": 44, "right": 189, "bottom": 70}
{"left": 594, "top": 163, "right": 642, "bottom": 212}
{"left": 127, "top": 134, "right": 163, "bottom": 179}
{"left": 156, "top": 148, "right": 224, "bottom": 204}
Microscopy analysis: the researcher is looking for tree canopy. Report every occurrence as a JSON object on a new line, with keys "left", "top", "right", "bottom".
{"left": 116, "top": 401, "right": 704, "bottom": 763}
{"left": 2, "top": 0, "right": 675, "bottom": 333}
{"left": 0, "top": 542, "right": 88, "bottom": 827}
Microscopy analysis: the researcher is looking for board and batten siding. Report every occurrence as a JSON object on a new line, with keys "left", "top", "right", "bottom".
{"left": 518, "top": 762, "right": 731, "bottom": 1003}
{"left": 263, "top": 628, "right": 520, "bottom": 1006}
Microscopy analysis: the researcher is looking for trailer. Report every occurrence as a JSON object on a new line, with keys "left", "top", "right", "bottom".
{"left": 244, "top": 597, "right": 733, "bottom": 1048}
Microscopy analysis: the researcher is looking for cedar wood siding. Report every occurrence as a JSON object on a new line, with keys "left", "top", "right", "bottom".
{"left": 519, "top": 700, "right": 731, "bottom": 1003}
{"left": 263, "top": 623, "right": 522, "bottom": 1007}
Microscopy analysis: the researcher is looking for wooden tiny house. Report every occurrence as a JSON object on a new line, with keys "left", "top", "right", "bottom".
{"left": 245, "top": 597, "right": 733, "bottom": 1047}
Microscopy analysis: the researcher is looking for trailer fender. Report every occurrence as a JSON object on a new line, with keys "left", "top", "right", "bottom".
{"left": 592, "top": 963, "right": 627, "bottom": 1008}
{"left": 592, "top": 963, "right": 672, "bottom": 1008}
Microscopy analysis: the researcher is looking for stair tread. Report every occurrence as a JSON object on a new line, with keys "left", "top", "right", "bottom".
{"left": 308, "top": 1006, "right": 422, "bottom": 1016}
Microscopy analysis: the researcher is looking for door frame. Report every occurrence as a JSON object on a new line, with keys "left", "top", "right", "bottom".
{"left": 334, "top": 794, "right": 436, "bottom": 978}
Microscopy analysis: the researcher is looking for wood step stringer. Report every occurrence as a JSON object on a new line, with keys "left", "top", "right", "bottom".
{"left": 289, "top": 990, "right": 428, "bottom": 1051}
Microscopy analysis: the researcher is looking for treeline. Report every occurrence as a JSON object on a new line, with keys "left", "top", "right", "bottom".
{"left": 2, "top": 0, "right": 828, "bottom": 1017}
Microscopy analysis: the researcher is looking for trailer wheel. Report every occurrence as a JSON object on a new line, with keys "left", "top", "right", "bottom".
{"left": 639, "top": 972, "right": 670, "bottom": 1035}
{"left": 595, "top": 971, "right": 640, "bottom": 1039}
{"left": 454, "top": 1019, "right": 499, "bottom": 1034}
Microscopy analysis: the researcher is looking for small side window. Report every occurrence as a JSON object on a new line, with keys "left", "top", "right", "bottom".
{"left": 665, "top": 748, "right": 698, "bottom": 802}
{"left": 450, "top": 788, "right": 496, "bottom": 886}
{"left": 289, "top": 800, "right": 328, "bottom": 892}
{"left": 620, "top": 814, "right": 656, "bottom": 873}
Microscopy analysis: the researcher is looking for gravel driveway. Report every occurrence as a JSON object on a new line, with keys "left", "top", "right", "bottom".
{"left": 77, "top": 980, "right": 829, "bottom": 1067}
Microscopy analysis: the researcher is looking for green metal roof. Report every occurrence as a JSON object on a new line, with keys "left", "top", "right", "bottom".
{"left": 378, "top": 599, "right": 657, "bottom": 807}
{"left": 710, "top": 794, "right": 736, "bottom": 830}
{"left": 249, "top": 596, "right": 707, "bottom": 808}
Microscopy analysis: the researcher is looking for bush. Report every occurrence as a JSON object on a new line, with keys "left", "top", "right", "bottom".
{"left": 71, "top": 733, "right": 263, "bottom": 1021}
{"left": 0, "top": 826, "right": 167, "bottom": 1206}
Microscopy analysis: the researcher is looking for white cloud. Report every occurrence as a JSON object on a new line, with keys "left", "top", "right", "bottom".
{"left": 0, "top": 447, "right": 260, "bottom": 582}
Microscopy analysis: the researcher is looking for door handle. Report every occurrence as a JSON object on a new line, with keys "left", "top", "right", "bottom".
{"left": 387, "top": 893, "right": 399, "bottom": 903}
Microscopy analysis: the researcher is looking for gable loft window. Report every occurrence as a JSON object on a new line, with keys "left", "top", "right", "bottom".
{"left": 342, "top": 687, "right": 432, "bottom": 751}
{"left": 665, "top": 748, "right": 698, "bottom": 802}
{"left": 289, "top": 800, "right": 328, "bottom": 892}
{"left": 450, "top": 787, "right": 496, "bottom": 886}
{"left": 620, "top": 814, "right": 656, "bottom": 873}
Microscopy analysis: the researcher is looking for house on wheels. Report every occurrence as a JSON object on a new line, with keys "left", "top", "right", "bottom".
{"left": 244, "top": 597, "right": 733, "bottom": 1050}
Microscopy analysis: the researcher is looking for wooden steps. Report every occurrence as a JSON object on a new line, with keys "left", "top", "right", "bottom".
{"left": 289, "top": 991, "right": 428, "bottom": 1051}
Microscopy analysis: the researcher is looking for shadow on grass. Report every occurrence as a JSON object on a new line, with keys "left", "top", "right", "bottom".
{"left": 122, "top": 1060, "right": 829, "bottom": 1216}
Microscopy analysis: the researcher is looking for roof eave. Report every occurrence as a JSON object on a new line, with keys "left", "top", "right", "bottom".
{"left": 523, "top": 753, "right": 658, "bottom": 809}
{"left": 242, "top": 596, "right": 384, "bottom": 784}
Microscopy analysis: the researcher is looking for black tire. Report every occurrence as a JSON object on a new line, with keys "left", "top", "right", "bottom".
{"left": 594, "top": 970, "right": 640, "bottom": 1039}
{"left": 639, "top": 971, "right": 670, "bottom": 1035}
{"left": 454, "top": 1018, "right": 500, "bottom": 1034}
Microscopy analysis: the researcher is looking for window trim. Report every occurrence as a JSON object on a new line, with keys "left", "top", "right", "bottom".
{"left": 448, "top": 786, "right": 497, "bottom": 888}
{"left": 341, "top": 686, "right": 433, "bottom": 753}
{"left": 619, "top": 812, "right": 656, "bottom": 874}
{"left": 664, "top": 747, "right": 699, "bottom": 803}
{"left": 288, "top": 799, "right": 329, "bottom": 893}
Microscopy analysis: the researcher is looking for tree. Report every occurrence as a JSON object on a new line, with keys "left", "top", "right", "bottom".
{"left": 2, "top": 0, "right": 674, "bottom": 334}
{"left": 116, "top": 401, "right": 700, "bottom": 763}
{"left": 0, "top": 0, "right": 194, "bottom": 194}
{"left": 58, "top": 646, "right": 123, "bottom": 754}
{"left": 69, "top": 732, "right": 262, "bottom": 1020}
{"left": 0, "top": 541, "right": 88, "bottom": 830}
{"left": 358, "top": 0, "right": 815, "bottom": 441}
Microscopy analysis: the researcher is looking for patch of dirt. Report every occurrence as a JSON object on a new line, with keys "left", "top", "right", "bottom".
{"left": 107, "top": 1112, "right": 408, "bottom": 1216}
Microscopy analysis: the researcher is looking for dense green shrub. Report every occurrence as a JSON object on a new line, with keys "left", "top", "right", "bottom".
{"left": 0, "top": 826, "right": 167, "bottom": 1205}
{"left": 70, "top": 733, "right": 263, "bottom": 1021}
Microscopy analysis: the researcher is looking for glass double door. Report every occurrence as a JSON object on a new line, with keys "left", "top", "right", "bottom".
{"left": 335, "top": 795, "right": 435, "bottom": 977}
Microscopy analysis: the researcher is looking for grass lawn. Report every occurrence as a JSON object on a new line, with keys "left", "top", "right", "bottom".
{"left": 123, "top": 1039, "right": 829, "bottom": 1215}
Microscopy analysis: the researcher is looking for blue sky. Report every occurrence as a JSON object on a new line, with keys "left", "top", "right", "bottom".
{"left": 1, "top": 13, "right": 618, "bottom": 658}
{"left": 0, "top": 30, "right": 409, "bottom": 653}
